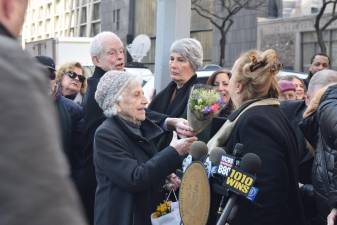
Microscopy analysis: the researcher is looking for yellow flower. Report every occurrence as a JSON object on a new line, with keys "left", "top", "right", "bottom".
{"left": 153, "top": 200, "right": 172, "bottom": 218}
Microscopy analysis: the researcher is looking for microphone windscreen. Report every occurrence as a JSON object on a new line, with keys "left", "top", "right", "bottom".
{"left": 190, "top": 141, "right": 208, "bottom": 161}
{"left": 233, "top": 143, "right": 244, "bottom": 156}
{"left": 240, "top": 153, "right": 262, "bottom": 174}
{"left": 209, "top": 147, "right": 226, "bottom": 165}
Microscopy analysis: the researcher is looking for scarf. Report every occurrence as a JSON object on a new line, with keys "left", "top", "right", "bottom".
{"left": 148, "top": 75, "right": 198, "bottom": 118}
{"left": 207, "top": 98, "right": 280, "bottom": 151}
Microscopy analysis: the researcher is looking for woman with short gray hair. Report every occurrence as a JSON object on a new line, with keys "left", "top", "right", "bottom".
{"left": 148, "top": 38, "right": 203, "bottom": 148}
{"left": 93, "top": 70, "right": 197, "bottom": 225}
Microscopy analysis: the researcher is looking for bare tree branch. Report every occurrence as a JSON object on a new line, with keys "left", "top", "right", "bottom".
{"left": 314, "top": 0, "right": 337, "bottom": 53}
{"left": 191, "top": 6, "right": 222, "bottom": 30}
{"left": 191, "top": 0, "right": 264, "bottom": 66}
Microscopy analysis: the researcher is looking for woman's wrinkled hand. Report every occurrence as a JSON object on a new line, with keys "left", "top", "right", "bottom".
{"left": 170, "top": 131, "right": 197, "bottom": 156}
{"left": 165, "top": 118, "right": 195, "bottom": 138}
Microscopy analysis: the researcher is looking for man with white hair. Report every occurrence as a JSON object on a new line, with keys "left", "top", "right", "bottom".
{"left": 279, "top": 69, "right": 337, "bottom": 224}
{"left": 81, "top": 32, "right": 194, "bottom": 224}
{"left": 0, "top": 1, "right": 86, "bottom": 225}
{"left": 299, "top": 69, "right": 337, "bottom": 225}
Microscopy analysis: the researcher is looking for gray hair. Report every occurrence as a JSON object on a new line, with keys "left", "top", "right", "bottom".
{"left": 307, "top": 69, "right": 337, "bottom": 99}
{"left": 170, "top": 38, "right": 203, "bottom": 71}
{"left": 90, "top": 31, "right": 122, "bottom": 57}
{"left": 95, "top": 70, "right": 142, "bottom": 117}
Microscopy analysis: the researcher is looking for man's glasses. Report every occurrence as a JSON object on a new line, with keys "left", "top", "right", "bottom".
{"left": 65, "top": 71, "right": 86, "bottom": 83}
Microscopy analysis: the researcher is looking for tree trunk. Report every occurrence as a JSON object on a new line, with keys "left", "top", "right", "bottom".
{"left": 219, "top": 34, "right": 226, "bottom": 66}
{"left": 316, "top": 29, "right": 327, "bottom": 53}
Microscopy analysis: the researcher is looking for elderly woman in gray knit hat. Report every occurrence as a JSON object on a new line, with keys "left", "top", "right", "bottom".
{"left": 148, "top": 38, "right": 203, "bottom": 148}
{"left": 93, "top": 70, "right": 197, "bottom": 225}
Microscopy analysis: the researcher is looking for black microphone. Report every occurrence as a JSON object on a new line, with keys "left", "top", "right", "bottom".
{"left": 216, "top": 153, "right": 262, "bottom": 225}
{"left": 210, "top": 146, "right": 239, "bottom": 220}
{"left": 182, "top": 141, "right": 208, "bottom": 172}
{"left": 233, "top": 143, "right": 244, "bottom": 166}
{"left": 209, "top": 147, "right": 227, "bottom": 166}
{"left": 190, "top": 141, "right": 208, "bottom": 161}
{"left": 207, "top": 147, "right": 229, "bottom": 219}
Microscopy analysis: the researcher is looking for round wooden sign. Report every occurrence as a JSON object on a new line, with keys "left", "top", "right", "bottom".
{"left": 179, "top": 162, "right": 210, "bottom": 225}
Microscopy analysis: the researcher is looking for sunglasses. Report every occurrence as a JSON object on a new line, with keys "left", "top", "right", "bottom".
{"left": 65, "top": 71, "right": 86, "bottom": 83}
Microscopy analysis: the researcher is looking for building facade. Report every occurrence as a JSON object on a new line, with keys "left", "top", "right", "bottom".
{"left": 257, "top": 14, "right": 337, "bottom": 72}
{"left": 100, "top": 0, "right": 273, "bottom": 69}
{"left": 22, "top": 0, "right": 101, "bottom": 44}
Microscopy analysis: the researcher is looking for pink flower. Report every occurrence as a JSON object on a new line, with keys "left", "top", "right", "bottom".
{"left": 211, "top": 103, "right": 220, "bottom": 112}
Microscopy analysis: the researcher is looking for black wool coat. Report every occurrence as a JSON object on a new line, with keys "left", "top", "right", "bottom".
{"left": 80, "top": 67, "right": 168, "bottom": 225}
{"left": 93, "top": 116, "right": 182, "bottom": 225}
{"left": 280, "top": 100, "right": 313, "bottom": 184}
{"left": 305, "top": 85, "right": 337, "bottom": 222}
{"left": 148, "top": 75, "right": 198, "bottom": 148}
{"left": 210, "top": 103, "right": 306, "bottom": 225}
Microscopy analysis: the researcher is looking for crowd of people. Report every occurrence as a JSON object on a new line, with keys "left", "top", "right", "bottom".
{"left": 2, "top": 1, "right": 337, "bottom": 225}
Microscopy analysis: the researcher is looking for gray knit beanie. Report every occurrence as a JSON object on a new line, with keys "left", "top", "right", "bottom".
{"left": 95, "top": 70, "right": 141, "bottom": 117}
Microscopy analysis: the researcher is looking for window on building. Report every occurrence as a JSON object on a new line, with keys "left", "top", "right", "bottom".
{"left": 90, "top": 22, "right": 101, "bottom": 37}
{"left": 39, "top": 21, "right": 42, "bottom": 35}
{"left": 301, "top": 30, "right": 333, "bottom": 71}
{"left": 31, "top": 24, "right": 35, "bottom": 36}
{"left": 70, "top": 28, "right": 75, "bottom": 37}
{"left": 93, "top": 3, "right": 100, "bottom": 20}
{"left": 116, "top": 9, "right": 120, "bottom": 30}
{"left": 46, "top": 3, "right": 52, "bottom": 17}
{"left": 38, "top": 6, "right": 43, "bottom": 20}
{"left": 80, "top": 25, "right": 86, "bottom": 37}
{"left": 81, "top": 7, "right": 87, "bottom": 23}
{"left": 56, "top": 0, "right": 62, "bottom": 14}
{"left": 32, "top": 9, "right": 36, "bottom": 21}
{"left": 55, "top": 16, "right": 60, "bottom": 30}
{"left": 112, "top": 9, "right": 120, "bottom": 30}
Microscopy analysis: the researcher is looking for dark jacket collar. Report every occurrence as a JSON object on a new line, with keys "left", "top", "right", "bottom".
{"left": 227, "top": 98, "right": 266, "bottom": 121}
{"left": 0, "top": 23, "right": 15, "bottom": 39}
{"left": 92, "top": 66, "right": 107, "bottom": 79}
{"left": 148, "top": 74, "right": 198, "bottom": 117}
{"left": 113, "top": 116, "right": 164, "bottom": 141}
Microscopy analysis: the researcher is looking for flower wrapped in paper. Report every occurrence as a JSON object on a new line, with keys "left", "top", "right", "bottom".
{"left": 187, "top": 84, "right": 225, "bottom": 134}
{"left": 151, "top": 191, "right": 181, "bottom": 225}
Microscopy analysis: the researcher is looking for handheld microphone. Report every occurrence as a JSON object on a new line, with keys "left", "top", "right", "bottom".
{"left": 232, "top": 143, "right": 244, "bottom": 166}
{"left": 206, "top": 147, "right": 226, "bottom": 177}
{"left": 216, "top": 152, "right": 262, "bottom": 225}
{"left": 182, "top": 141, "right": 208, "bottom": 172}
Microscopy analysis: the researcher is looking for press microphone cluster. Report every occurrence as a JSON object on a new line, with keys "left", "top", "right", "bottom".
{"left": 179, "top": 141, "right": 262, "bottom": 225}
{"left": 215, "top": 150, "right": 262, "bottom": 225}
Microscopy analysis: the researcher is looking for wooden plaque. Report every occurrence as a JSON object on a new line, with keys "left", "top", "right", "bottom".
{"left": 179, "top": 162, "right": 210, "bottom": 225}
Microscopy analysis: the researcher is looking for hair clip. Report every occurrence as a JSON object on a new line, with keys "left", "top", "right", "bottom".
{"left": 249, "top": 60, "right": 267, "bottom": 72}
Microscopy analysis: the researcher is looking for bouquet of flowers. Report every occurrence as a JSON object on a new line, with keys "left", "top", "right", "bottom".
{"left": 151, "top": 191, "right": 181, "bottom": 225}
{"left": 152, "top": 200, "right": 172, "bottom": 219}
{"left": 187, "top": 84, "right": 225, "bottom": 134}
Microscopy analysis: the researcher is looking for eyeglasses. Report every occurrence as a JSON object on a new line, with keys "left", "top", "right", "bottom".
{"left": 65, "top": 71, "right": 86, "bottom": 83}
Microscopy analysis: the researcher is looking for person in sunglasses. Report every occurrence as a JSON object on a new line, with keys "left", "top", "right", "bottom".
{"left": 56, "top": 62, "right": 87, "bottom": 105}
{"left": 35, "top": 56, "right": 85, "bottom": 193}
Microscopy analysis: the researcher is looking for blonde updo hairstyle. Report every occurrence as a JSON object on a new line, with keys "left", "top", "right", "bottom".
{"left": 234, "top": 49, "right": 281, "bottom": 102}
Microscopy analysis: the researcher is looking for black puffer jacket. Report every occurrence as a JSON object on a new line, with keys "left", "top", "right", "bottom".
{"left": 306, "top": 84, "right": 337, "bottom": 221}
